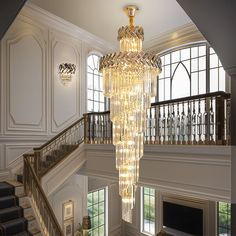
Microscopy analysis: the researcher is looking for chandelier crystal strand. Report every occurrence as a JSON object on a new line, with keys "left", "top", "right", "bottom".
{"left": 99, "top": 5, "right": 162, "bottom": 223}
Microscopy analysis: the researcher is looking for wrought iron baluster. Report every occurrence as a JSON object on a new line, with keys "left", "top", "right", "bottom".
{"left": 181, "top": 102, "right": 186, "bottom": 144}
{"left": 209, "top": 97, "right": 215, "bottom": 144}
{"left": 154, "top": 106, "right": 158, "bottom": 144}
{"left": 187, "top": 101, "right": 192, "bottom": 144}
{"left": 162, "top": 106, "right": 166, "bottom": 144}
{"left": 197, "top": 100, "right": 203, "bottom": 144}
{"left": 203, "top": 98, "right": 209, "bottom": 144}
{"left": 192, "top": 101, "right": 197, "bottom": 144}
{"left": 176, "top": 103, "right": 181, "bottom": 145}
{"left": 167, "top": 105, "right": 171, "bottom": 144}
{"left": 158, "top": 106, "right": 162, "bottom": 144}
{"left": 171, "top": 104, "right": 176, "bottom": 144}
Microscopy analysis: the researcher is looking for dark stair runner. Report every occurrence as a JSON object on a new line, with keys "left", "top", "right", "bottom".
{"left": 0, "top": 182, "right": 31, "bottom": 236}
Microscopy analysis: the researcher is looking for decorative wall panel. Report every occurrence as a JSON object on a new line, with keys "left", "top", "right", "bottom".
{"left": 51, "top": 32, "right": 81, "bottom": 132}
{"left": 4, "top": 26, "right": 47, "bottom": 134}
{"left": 5, "top": 144, "right": 38, "bottom": 168}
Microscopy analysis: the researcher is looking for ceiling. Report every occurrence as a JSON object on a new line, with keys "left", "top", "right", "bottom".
{"left": 29, "top": 0, "right": 191, "bottom": 47}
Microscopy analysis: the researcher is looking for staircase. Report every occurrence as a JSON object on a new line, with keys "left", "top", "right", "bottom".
{"left": 0, "top": 181, "right": 41, "bottom": 236}
{"left": 5, "top": 92, "right": 229, "bottom": 236}
{"left": 40, "top": 144, "right": 78, "bottom": 176}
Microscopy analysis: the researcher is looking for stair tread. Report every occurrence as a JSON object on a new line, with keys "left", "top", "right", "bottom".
{"left": 0, "top": 182, "right": 13, "bottom": 189}
{"left": 28, "top": 227, "right": 40, "bottom": 235}
{"left": 5, "top": 180, "right": 23, "bottom": 187}
{"left": 20, "top": 203, "right": 31, "bottom": 209}
{"left": 0, "top": 195, "right": 17, "bottom": 201}
{"left": 0, "top": 182, "right": 14, "bottom": 197}
{"left": 15, "top": 193, "right": 27, "bottom": 198}
{"left": 0, "top": 205, "right": 22, "bottom": 214}
{"left": 1, "top": 217, "right": 27, "bottom": 226}
{"left": 24, "top": 214, "right": 35, "bottom": 221}
{"left": 13, "top": 231, "right": 31, "bottom": 236}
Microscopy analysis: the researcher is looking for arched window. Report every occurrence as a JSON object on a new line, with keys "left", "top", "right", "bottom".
{"left": 157, "top": 43, "right": 226, "bottom": 102}
{"left": 87, "top": 54, "right": 106, "bottom": 112}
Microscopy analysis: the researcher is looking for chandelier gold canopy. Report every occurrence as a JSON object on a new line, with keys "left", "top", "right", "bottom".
{"left": 99, "top": 5, "right": 162, "bottom": 223}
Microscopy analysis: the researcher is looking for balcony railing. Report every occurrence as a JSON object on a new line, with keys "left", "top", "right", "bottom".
{"left": 84, "top": 92, "right": 230, "bottom": 145}
{"left": 22, "top": 91, "right": 230, "bottom": 236}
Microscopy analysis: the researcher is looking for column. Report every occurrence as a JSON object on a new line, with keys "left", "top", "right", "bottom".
{"left": 230, "top": 71, "right": 236, "bottom": 235}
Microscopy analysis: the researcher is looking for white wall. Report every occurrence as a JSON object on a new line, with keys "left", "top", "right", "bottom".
{"left": 48, "top": 174, "right": 88, "bottom": 233}
{"left": 0, "top": 2, "right": 114, "bottom": 179}
{"left": 122, "top": 187, "right": 216, "bottom": 236}
{"left": 82, "top": 144, "right": 230, "bottom": 202}
{"left": 88, "top": 177, "right": 122, "bottom": 236}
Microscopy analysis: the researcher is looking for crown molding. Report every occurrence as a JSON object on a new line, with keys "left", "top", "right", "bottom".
{"left": 225, "top": 66, "right": 236, "bottom": 77}
{"left": 20, "top": 2, "right": 116, "bottom": 53}
{"left": 144, "top": 22, "right": 205, "bottom": 54}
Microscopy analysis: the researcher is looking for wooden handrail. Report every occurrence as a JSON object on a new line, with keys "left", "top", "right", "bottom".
{"left": 83, "top": 110, "right": 110, "bottom": 116}
{"left": 151, "top": 91, "right": 230, "bottom": 107}
{"left": 24, "top": 154, "right": 63, "bottom": 236}
{"left": 34, "top": 117, "right": 84, "bottom": 151}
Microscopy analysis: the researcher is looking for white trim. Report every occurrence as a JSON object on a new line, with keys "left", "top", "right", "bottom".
{"left": 144, "top": 22, "right": 205, "bottom": 54}
{"left": 105, "top": 186, "right": 109, "bottom": 236}
{"left": 21, "top": 2, "right": 116, "bottom": 53}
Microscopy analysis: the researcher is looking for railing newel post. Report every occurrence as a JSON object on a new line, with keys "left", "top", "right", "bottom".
{"left": 215, "top": 95, "right": 225, "bottom": 145}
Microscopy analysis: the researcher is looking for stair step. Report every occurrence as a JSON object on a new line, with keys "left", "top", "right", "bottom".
{"left": 25, "top": 214, "right": 35, "bottom": 222}
{"left": 0, "top": 182, "right": 14, "bottom": 197}
{"left": 13, "top": 231, "right": 31, "bottom": 236}
{"left": 29, "top": 227, "right": 41, "bottom": 236}
{"left": 0, "top": 217, "right": 27, "bottom": 235}
{"left": 16, "top": 194, "right": 29, "bottom": 206}
{"left": 6, "top": 180, "right": 23, "bottom": 188}
{"left": 0, "top": 195, "right": 19, "bottom": 209}
{"left": 0, "top": 206, "right": 23, "bottom": 223}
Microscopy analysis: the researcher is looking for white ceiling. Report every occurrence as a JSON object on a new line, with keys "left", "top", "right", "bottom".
{"left": 29, "top": 0, "right": 192, "bottom": 47}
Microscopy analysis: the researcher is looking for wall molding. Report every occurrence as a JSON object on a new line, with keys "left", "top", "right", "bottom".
{"left": 4, "top": 26, "right": 47, "bottom": 134}
{"left": 20, "top": 2, "right": 116, "bottom": 54}
{"left": 82, "top": 144, "right": 230, "bottom": 202}
{"left": 50, "top": 30, "right": 81, "bottom": 133}
{"left": 144, "top": 22, "right": 205, "bottom": 54}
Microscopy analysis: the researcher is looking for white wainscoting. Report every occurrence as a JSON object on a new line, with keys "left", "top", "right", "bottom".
{"left": 82, "top": 144, "right": 231, "bottom": 202}
{"left": 50, "top": 30, "right": 81, "bottom": 133}
{"left": 0, "top": 2, "right": 112, "bottom": 175}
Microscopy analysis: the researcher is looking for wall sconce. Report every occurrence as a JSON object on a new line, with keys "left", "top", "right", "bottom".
{"left": 59, "top": 63, "right": 76, "bottom": 86}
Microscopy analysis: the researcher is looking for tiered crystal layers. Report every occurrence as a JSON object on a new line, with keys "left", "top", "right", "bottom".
{"left": 99, "top": 6, "right": 161, "bottom": 222}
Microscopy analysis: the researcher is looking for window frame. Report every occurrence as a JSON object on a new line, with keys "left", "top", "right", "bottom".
{"left": 141, "top": 186, "right": 156, "bottom": 236}
{"left": 87, "top": 187, "right": 107, "bottom": 236}
{"left": 217, "top": 201, "right": 231, "bottom": 236}
{"left": 156, "top": 42, "right": 226, "bottom": 103}
{"left": 87, "top": 53, "right": 108, "bottom": 112}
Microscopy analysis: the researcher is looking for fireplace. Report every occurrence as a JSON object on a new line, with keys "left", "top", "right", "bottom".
{"left": 161, "top": 195, "right": 212, "bottom": 236}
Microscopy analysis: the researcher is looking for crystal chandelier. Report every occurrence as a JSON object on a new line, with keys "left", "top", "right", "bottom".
{"left": 99, "top": 5, "right": 162, "bottom": 223}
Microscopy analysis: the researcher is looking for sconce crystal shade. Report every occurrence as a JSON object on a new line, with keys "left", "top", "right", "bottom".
{"left": 59, "top": 63, "right": 76, "bottom": 85}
